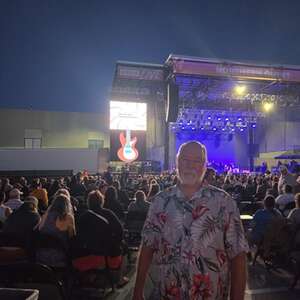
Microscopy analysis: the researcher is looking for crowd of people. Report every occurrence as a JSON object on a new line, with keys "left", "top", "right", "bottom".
{"left": 0, "top": 153, "right": 300, "bottom": 297}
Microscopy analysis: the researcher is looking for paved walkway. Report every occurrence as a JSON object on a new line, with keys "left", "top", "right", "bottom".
{"left": 107, "top": 253, "right": 300, "bottom": 300}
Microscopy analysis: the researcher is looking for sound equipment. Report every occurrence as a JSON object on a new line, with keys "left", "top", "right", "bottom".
{"left": 166, "top": 82, "right": 179, "bottom": 123}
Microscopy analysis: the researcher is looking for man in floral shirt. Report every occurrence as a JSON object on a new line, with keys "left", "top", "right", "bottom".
{"left": 133, "top": 141, "right": 249, "bottom": 300}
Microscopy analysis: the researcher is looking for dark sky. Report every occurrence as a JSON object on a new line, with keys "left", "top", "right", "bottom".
{"left": 1, "top": 0, "right": 300, "bottom": 113}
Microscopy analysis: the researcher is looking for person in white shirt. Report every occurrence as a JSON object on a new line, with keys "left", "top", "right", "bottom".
{"left": 0, "top": 191, "right": 12, "bottom": 223}
{"left": 278, "top": 165, "right": 297, "bottom": 194}
{"left": 287, "top": 193, "right": 300, "bottom": 245}
{"left": 5, "top": 188, "right": 24, "bottom": 211}
{"left": 275, "top": 184, "right": 294, "bottom": 214}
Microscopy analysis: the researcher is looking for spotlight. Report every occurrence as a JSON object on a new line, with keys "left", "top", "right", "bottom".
{"left": 234, "top": 85, "right": 247, "bottom": 96}
{"left": 207, "top": 116, "right": 211, "bottom": 120}
{"left": 251, "top": 123, "right": 256, "bottom": 128}
{"left": 213, "top": 127, "right": 217, "bottom": 131}
{"left": 263, "top": 102, "right": 274, "bottom": 112}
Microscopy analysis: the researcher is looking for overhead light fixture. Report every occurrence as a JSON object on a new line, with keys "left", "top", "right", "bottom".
{"left": 234, "top": 85, "right": 247, "bottom": 96}
{"left": 263, "top": 102, "right": 274, "bottom": 112}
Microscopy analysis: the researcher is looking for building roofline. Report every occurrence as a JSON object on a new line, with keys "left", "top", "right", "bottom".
{"left": 166, "top": 54, "right": 300, "bottom": 71}
{"left": 116, "top": 60, "right": 164, "bottom": 68}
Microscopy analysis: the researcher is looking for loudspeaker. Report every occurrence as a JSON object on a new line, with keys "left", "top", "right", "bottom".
{"left": 166, "top": 82, "right": 179, "bottom": 123}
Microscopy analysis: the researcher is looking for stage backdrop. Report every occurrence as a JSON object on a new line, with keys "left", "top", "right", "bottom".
{"left": 110, "top": 130, "right": 146, "bottom": 162}
{"left": 174, "top": 130, "right": 249, "bottom": 169}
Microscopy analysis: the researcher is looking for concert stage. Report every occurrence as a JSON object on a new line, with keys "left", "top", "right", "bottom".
{"left": 110, "top": 56, "right": 300, "bottom": 171}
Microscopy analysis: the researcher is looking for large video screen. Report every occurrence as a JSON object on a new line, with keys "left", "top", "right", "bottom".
{"left": 110, "top": 101, "right": 147, "bottom": 131}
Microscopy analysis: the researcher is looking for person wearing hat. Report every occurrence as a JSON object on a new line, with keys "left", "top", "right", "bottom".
{"left": 5, "top": 188, "right": 24, "bottom": 211}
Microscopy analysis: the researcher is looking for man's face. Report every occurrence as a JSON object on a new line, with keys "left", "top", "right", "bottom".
{"left": 177, "top": 143, "right": 206, "bottom": 186}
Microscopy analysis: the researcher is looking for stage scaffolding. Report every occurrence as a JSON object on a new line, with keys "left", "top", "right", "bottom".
{"left": 111, "top": 56, "right": 300, "bottom": 171}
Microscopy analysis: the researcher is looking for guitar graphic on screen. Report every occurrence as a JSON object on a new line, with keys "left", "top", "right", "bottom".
{"left": 117, "top": 130, "right": 139, "bottom": 163}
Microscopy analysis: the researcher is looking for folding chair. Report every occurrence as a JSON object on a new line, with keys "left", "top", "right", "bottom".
{"left": 0, "top": 262, "right": 66, "bottom": 299}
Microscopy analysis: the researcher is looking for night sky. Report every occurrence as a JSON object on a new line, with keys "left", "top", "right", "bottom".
{"left": 1, "top": 0, "right": 300, "bottom": 113}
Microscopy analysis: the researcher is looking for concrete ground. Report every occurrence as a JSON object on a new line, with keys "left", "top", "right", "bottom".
{"left": 107, "top": 251, "right": 300, "bottom": 300}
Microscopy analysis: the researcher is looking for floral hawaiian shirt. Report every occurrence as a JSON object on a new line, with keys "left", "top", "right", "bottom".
{"left": 141, "top": 184, "right": 249, "bottom": 300}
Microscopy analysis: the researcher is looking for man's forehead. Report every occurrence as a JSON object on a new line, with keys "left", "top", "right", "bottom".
{"left": 178, "top": 143, "right": 204, "bottom": 159}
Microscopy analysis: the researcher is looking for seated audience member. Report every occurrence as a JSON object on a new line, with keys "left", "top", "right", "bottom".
{"left": 287, "top": 193, "right": 300, "bottom": 246}
{"left": 248, "top": 195, "right": 282, "bottom": 245}
{"left": 0, "top": 178, "right": 13, "bottom": 198}
{"left": 19, "top": 177, "right": 30, "bottom": 198}
{"left": 222, "top": 177, "right": 234, "bottom": 194}
{"left": 275, "top": 184, "right": 295, "bottom": 212}
{"left": 70, "top": 173, "right": 87, "bottom": 198}
{"left": 5, "top": 188, "right": 24, "bottom": 211}
{"left": 104, "top": 186, "right": 124, "bottom": 220}
{"left": 294, "top": 176, "right": 300, "bottom": 194}
{"left": 87, "top": 190, "right": 123, "bottom": 240}
{"left": 271, "top": 177, "right": 279, "bottom": 198}
{"left": 37, "top": 194, "right": 75, "bottom": 267}
{"left": 113, "top": 180, "right": 130, "bottom": 210}
{"left": 203, "top": 167, "right": 217, "bottom": 185}
{"left": 139, "top": 179, "right": 149, "bottom": 196}
{"left": 3, "top": 196, "right": 40, "bottom": 240}
{"left": 0, "top": 191, "right": 12, "bottom": 224}
{"left": 48, "top": 179, "right": 63, "bottom": 199}
{"left": 128, "top": 190, "right": 150, "bottom": 214}
{"left": 54, "top": 188, "right": 78, "bottom": 213}
{"left": 254, "top": 178, "right": 268, "bottom": 201}
{"left": 147, "top": 182, "right": 160, "bottom": 202}
{"left": 30, "top": 179, "right": 49, "bottom": 212}
{"left": 72, "top": 190, "right": 128, "bottom": 287}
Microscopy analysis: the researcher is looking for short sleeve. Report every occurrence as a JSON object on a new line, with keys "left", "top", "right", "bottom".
{"left": 141, "top": 195, "right": 164, "bottom": 251}
{"left": 224, "top": 198, "right": 249, "bottom": 259}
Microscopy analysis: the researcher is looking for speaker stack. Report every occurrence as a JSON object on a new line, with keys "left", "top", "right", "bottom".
{"left": 165, "top": 82, "right": 179, "bottom": 123}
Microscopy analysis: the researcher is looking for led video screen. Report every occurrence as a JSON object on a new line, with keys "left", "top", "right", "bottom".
{"left": 110, "top": 101, "right": 147, "bottom": 131}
